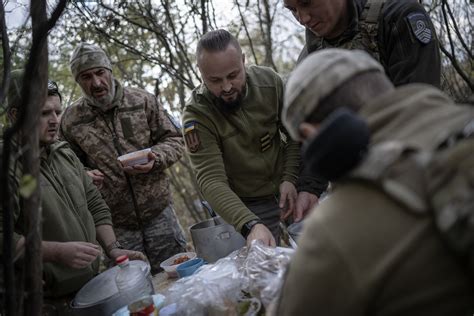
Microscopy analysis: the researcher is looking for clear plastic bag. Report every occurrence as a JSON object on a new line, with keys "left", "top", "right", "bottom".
{"left": 162, "top": 241, "right": 293, "bottom": 315}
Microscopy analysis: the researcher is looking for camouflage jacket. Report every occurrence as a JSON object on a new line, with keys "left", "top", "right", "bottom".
{"left": 60, "top": 81, "right": 183, "bottom": 229}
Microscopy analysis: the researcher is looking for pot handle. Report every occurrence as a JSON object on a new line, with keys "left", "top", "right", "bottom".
{"left": 202, "top": 200, "right": 217, "bottom": 218}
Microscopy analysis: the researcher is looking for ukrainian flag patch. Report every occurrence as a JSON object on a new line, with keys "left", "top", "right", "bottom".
{"left": 184, "top": 121, "right": 200, "bottom": 153}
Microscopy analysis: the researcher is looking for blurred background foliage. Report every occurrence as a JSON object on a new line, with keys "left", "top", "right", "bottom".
{"left": 1, "top": 0, "right": 473, "bottom": 239}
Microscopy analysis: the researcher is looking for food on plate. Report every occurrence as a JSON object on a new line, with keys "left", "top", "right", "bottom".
{"left": 160, "top": 252, "right": 197, "bottom": 278}
{"left": 172, "top": 255, "right": 190, "bottom": 265}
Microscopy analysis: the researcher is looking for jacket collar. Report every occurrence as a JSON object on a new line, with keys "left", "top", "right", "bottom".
{"left": 41, "top": 141, "right": 70, "bottom": 163}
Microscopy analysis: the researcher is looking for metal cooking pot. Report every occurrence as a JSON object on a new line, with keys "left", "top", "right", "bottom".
{"left": 70, "top": 260, "right": 152, "bottom": 316}
{"left": 190, "top": 216, "right": 246, "bottom": 263}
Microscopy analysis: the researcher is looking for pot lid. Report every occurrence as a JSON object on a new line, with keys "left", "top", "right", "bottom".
{"left": 73, "top": 260, "right": 150, "bottom": 307}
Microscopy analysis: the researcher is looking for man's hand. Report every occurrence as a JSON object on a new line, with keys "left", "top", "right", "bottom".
{"left": 87, "top": 169, "right": 104, "bottom": 188}
{"left": 279, "top": 181, "right": 297, "bottom": 220}
{"left": 108, "top": 248, "right": 147, "bottom": 262}
{"left": 121, "top": 152, "right": 157, "bottom": 175}
{"left": 246, "top": 224, "right": 276, "bottom": 247}
{"left": 294, "top": 191, "right": 319, "bottom": 222}
{"left": 53, "top": 241, "right": 101, "bottom": 269}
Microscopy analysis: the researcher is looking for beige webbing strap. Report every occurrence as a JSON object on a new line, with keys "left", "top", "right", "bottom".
{"left": 350, "top": 141, "right": 430, "bottom": 213}
{"left": 365, "top": 0, "right": 386, "bottom": 23}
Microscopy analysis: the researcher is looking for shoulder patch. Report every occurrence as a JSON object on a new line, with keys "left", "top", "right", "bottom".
{"left": 406, "top": 12, "right": 432, "bottom": 44}
{"left": 184, "top": 121, "right": 200, "bottom": 153}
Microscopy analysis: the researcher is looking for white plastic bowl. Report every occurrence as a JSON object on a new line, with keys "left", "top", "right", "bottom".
{"left": 159, "top": 252, "right": 196, "bottom": 278}
{"left": 117, "top": 148, "right": 151, "bottom": 167}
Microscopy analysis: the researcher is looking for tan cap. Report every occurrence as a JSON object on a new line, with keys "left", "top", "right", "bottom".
{"left": 282, "top": 49, "right": 384, "bottom": 141}
{"left": 70, "top": 43, "right": 112, "bottom": 79}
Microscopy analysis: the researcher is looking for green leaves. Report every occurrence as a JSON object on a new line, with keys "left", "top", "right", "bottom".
{"left": 19, "top": 174, "right": 37, "bottom": 198}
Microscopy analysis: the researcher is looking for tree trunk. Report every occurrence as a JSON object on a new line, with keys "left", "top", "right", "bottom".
{"left": 22, "top": 0, "right": 48, "bottom": 314}
{"left": 201, "top": 0, "right": 208, "bottom": 34}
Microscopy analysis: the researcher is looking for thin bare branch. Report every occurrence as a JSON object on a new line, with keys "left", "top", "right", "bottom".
{"left": 235, "top": 0, "right": 259, "bottom": 65}
{"left": 0, "top": 2, "right": 11, "bottom": 106}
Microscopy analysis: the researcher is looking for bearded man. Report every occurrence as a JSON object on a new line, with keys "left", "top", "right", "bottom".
{"left": 60, "top": 43, "right": 186, "bottom": 274}
{"left": 182, "top": 30, "right": 303, "bottom": 246}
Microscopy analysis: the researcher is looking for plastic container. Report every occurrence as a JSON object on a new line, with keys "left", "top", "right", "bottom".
{"left": 71, "top": 260, "right": 151, "bottom": 316}
{"left": 159, "top": 252, "right": 196, "bottom": 278}
{"left": 112, "top": 294, "right": 165, "bottom": 316}
{"left": 115, "top": 255, "right": 154, "bottom": 305}
{"left": 158, "top": 303, "right": 177, "bottom": 316}
{"left": 176, "top": 258, "right": 205, "bottom": 278}
{"left": 117, "top": 148, "right": 152, "bottom": 167}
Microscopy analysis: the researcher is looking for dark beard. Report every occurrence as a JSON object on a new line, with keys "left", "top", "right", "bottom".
{"left": 217, "top": 96, "right": 242, "bottom": 113}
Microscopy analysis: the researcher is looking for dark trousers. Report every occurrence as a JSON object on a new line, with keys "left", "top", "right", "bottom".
{"left": 243, "top": 196, "right": 281, "bottom": 245}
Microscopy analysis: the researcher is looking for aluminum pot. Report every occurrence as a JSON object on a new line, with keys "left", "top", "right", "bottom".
{"left": 190, "top": 216, "right": 246, "bottom": 263}
{"left": 70, "top": 260, "right": 153, "bottom": 316}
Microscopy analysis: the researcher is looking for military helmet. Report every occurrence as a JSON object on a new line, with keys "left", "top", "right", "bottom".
{"left": 282, "top": 49, "right": 384, "bottom": 141}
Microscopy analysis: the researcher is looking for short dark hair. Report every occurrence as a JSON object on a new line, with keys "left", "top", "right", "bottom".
{"left": 306, "top": 71, "right": 393, "bottom": 124}
{"left": 47, "top": 80, "right": 62, "bottom": 103}
{"left": 7, "top": 76, "right": 62, "bottom": 112}
{"left": 196, "top": 29, "right": 241, "bottom": 62}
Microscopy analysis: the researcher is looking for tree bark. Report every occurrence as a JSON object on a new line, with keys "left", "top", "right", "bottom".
{"left": 0, "top": 2, "right": 16, "bottom": 314}
{"left": 22, "top": 0, "right": 48, "bottom": 314}
{"left": 201, "top": 0, "right": 208, "bottom": 34}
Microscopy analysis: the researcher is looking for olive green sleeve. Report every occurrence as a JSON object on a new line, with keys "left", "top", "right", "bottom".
{"left": 280, "top": 127, "right": 300, "bottom": 185}
{"left": 182, "top": 113, "right": 258, "bottom": 233}
{"left": 277, "top": 74, "right": 300, "bottom": 185}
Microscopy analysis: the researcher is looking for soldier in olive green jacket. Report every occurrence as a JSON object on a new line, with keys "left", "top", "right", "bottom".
{"left": 182, "top": 30, "right": 300, "bottom": 246}
{"left": 277, "top": 49, "right": 474, "bottom": 315}
{"left": 0, "top": 75, "right": 144, "bottom": 314}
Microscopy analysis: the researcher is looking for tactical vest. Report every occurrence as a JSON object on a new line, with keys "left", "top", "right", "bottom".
{"left": 300, "top": 0, "right": 386, "bottom": 63}
{"left": 348, "top": 120, "right": 474, "bottom": 273}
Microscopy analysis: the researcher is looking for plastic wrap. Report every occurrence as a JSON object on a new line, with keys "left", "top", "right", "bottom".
{"left": 162, "top": 241, "right": 293, "bottom": 315}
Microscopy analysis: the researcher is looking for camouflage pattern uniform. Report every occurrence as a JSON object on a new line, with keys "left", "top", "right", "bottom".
{"left": 60, "top": 81, "right": 186, "bottom": 274}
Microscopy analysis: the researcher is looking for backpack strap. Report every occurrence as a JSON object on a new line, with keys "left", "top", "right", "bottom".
{"left": 428, "top": 136, "right": 474, "bottom": 258}
{"left": 357, "top": 0, "right": 387, "bottom": 63}
{"left": 351, "top": 123, "right": 474, "bottom": 272}
{"left": 349, "top": 141, "right": 430, "bottom": 213}
{"left": 364, "top": 0, "right": 386, "bottom": 24}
